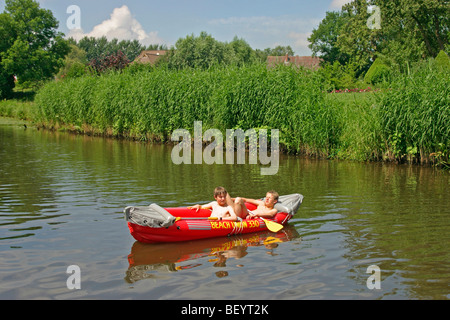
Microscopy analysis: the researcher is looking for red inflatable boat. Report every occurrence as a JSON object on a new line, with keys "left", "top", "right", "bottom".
{"left": 125, "top": 194, "right": 303, "bottom": 243}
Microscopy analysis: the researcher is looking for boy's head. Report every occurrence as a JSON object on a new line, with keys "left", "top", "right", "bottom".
{"left": 214, "top": 186, "right": 228, "bottom": 197}
{"left": 267, "top": 190, "right": 279, "bottom": 202}
{"left": 265, "top": 190, "right": 279, "bottom": 208}
{"left": 214, "top": 187, "right": 228, "bottom": 206}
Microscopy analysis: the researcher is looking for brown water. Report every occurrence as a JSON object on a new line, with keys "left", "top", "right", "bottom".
{"left": 0, "top": 118, "right": 449, "bottom": 300}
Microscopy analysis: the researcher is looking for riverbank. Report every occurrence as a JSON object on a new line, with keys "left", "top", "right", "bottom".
{"left": 2, "top": 63, "right": 449, "bottom": 168}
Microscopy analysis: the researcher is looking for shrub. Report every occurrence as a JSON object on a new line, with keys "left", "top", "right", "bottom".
{"left": 364, "top": 58, "right": 391, "bottom": 85}
{"left": 434, "top": 50, "right": 450, "bottom": 72}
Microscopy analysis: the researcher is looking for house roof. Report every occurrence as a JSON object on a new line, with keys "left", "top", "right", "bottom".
{"left": 134, "top": 50, "right": 168, "bottom": 64}
{"left": 267, "top": 54, "right": 322, "bottom": 69}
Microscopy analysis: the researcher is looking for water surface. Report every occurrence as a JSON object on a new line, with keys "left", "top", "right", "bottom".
{"left": 0, "top": 118, "right": 448, "bottom": 299}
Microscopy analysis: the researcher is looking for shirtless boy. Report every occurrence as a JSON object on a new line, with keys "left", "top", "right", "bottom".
{"left": 230, "top": 190, "right": 279, "bottom": 220}
{"left": 190, "top": 186, "right": 238, "bottom": 221}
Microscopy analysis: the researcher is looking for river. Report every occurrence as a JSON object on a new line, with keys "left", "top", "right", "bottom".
{"left": 0, "top": 117, "right": 448, "bottom": 300}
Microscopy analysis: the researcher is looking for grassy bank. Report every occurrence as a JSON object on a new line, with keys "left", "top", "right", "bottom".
{"left": 4, "top": 62, "right": 448, "bottom": 168}
{"left": 0, "top": 90, "right": 35, "bottom": 120}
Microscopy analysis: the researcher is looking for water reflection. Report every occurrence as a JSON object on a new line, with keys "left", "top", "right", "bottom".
{"left": 125, "top": 225, "right": 300, "bottom": 283}
{"left": 1, "top": 118, "right": 449, "bottom": 299}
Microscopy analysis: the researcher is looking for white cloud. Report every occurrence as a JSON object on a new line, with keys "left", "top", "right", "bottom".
{"left": 330, "top": 0, "right": 353, "bottom": 9}
{"left": 68, "top": 5, "right": 163, "bottom": 46}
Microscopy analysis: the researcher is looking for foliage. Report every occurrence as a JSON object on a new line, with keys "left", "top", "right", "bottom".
{"left": 28, "top": 60, "right": 450, "bottom": 167}
{"left": 88, "top": 51, "right": 130, "bottom": 74}
{"left": 433, "top": 50, "right": 450, "bottom": 71}
{"left": 0, "top": 0, "right": 69, "bottom": 98}
{"left": 318, "top": 61, "right": 359, "bottom": 91}
{"left": 310, "top": 0, "right": 449, "bottom": 75}
{"left": 34, "top": 64, "right": 338, "bottom": 156}
{"left": 166, "top": 32, "right": 258, "bottom": 70}
{"left": 74, "top": 36, "right": 145, "bottom": 62}
{"left": 364, "top": 58, "right": 391, "bottom": 85}
{"left": 308, "top": 11, "right": 350, "bottom": 65}
{"left": 337, "top": 0, "right": 383, "bottom": 77}
{"left": 57, "top": 44, "right": 89, "bottom": 79}
{"left": 379, "top": 63, "right": 449, "bottom": 165}
{"left": 375, "top": 0, "right": 449, "bottom": 70}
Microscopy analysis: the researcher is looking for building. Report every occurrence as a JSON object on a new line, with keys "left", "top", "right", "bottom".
{"left": 267, "top": 54, "right": 322, "bottom": 70}
{"left": 133, "top": 50, "right": 168, "bottom": 65}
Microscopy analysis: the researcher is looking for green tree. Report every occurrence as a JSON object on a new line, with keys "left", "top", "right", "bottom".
{"left": 227, "top": 36, "right": 258, "bottom": 66}
{"left": 0, "top": 0, "right": 69, "bottom": 97}
{"left": 75, "top": 36, "right": 145, "bottom": 62}
{"left": 56, "top": 44, "right": 89, "bottom": 79}
{"left": 254, "top": 46, "right": 294, "bottom": 63}
{"left": 167, "top": 32, "right": 232, "bottom": 69}
{"left": 308, "top": 11, "right": 350, "bottom": 65}
{"left": 336, "top": 0, "right": 383, "bottom": 76}
{"left": 376, "top": 0, "right": 449, "bottom": 69}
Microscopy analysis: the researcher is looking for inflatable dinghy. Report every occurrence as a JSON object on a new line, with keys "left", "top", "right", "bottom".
{"left": 125, "top": 194, "right": 303, "bottom": 243}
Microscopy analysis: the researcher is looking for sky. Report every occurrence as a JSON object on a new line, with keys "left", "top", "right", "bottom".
{"left": 1, "top": 0, "right": 353, "bottom": 56}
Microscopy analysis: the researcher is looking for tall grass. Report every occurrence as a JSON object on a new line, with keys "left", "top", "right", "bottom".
{"left": 34, "top": 62, "right": 449, "bottom": 166}
{"left": 379, "top": 64, "right": 449, "bottom": 165}
{"left": 35, "top": 64, "right": 339, "bottom": 156}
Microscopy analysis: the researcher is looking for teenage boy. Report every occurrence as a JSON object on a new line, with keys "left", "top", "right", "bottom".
{"left": 190, "top": 186, "right": 238, "bottom": 221}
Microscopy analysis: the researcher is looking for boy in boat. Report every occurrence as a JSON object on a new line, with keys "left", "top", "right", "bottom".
{"left": 190, "top": 186, "right": 239, "bottom": 221}
{"left": 231, "top": 190, "right": 279, "bottom": 220}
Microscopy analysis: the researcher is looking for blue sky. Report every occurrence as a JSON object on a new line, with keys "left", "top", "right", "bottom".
{"left": 1, "top": 0, "right": 352, "bottom": 55}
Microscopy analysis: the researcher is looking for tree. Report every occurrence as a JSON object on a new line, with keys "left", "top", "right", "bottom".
{"left": 254, "top": 46, "right": 294, "bottom": 63}
{"left": 0, "top": 0, "right": 69, "bottom": 97}
{"left": 56, "top": 44, "right": 89, "bottom": 79}
{"left": 89, "top": 51, "right": 130, "bottom": 74}
{"left": 308, "top": 11, "right": 350, "bottom": 65}
{"left": 167, "top": 32, "right": 234, "bottom": 70}
{"left": 336, "top": 0, "right": 384, "bottom": 76}
{"left": 376, "top": 0, "right": 449, "bottom": 68}
{"left": 227, "top": 36, "right": 258, "bottom": 66}
{"left": 75, "top": 37, "right": 146, "bottom": 62}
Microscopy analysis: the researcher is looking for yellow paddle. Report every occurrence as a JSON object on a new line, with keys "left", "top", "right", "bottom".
{"left": 259, "top": 217, "right": 284, "bottom": 232}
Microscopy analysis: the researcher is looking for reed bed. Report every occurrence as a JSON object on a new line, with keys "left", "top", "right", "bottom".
{"left": 34, "top": 63, "right": 449, "bottom": 166}
{"left": 378, "top": 66, "right": 449, "bottom": 165}
{"left": 35, "top": 64, "right": 339, "bottom": 157}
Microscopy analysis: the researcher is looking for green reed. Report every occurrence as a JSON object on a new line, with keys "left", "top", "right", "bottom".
{"left": 379, "top": 65, "right": 449, "bottom": 165}
{"left": 34, "top": 62, "right": 449, "bottom": 166}
{"left": 35, "top": 64, "right": 339, "bottom": 156}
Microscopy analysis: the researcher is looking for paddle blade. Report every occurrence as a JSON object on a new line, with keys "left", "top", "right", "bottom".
{"left": 262, "top": 218, "right": 284, "bottom": 232}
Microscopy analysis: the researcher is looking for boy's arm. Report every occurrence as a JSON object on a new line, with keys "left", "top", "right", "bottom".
{"left": 189, "top": 202, "right": 214, "bottom": 212}
{"left": 236, "top": 197, "right": 262, "bottom": 206}
{"left": 248, "top": 208, "right": 278, "bottom": 219}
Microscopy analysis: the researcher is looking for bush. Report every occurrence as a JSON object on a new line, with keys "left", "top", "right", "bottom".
{"left": 364, "top": 58, "right": 391, "bottom": 85}
{"left": 88, "top": 51, "right": 130, "bottom": 74}
{"left": 434, "top": 50, "right": 450, "bottom": 72}
{"left": 318, "top": 61, "right": 358, "bottom": 91}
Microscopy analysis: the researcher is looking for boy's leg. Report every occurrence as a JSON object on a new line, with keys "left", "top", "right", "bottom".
{"left": 226, "top": 193, "right": 248, "bottom": 219}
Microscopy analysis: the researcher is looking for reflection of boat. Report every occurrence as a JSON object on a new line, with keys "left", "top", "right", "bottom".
{"left": 124, "top": 194, "right": 303, "bottom": 243}
{"left": 125, "top": 225, "right": 300, "bottom": 283}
